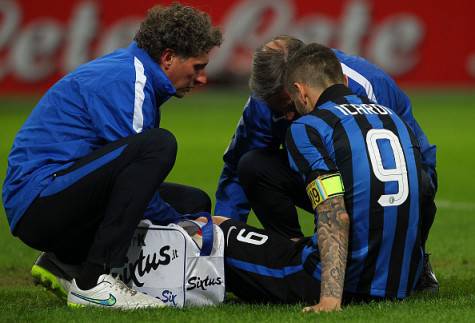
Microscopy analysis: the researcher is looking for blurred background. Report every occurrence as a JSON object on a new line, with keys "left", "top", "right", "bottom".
{"left": 0, "top": 0, "right": 474, "bottom": 93}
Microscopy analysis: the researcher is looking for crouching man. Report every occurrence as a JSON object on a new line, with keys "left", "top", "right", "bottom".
{"left": 2, "top": 3, "right": 221, "bottom": 309}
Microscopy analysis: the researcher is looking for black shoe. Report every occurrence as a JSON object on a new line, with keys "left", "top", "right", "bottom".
{"left": 31, "top": 252, "right": 82, "bottom": 300}
{"left": 414, "top": 253, "right": 439, "bottom": 294}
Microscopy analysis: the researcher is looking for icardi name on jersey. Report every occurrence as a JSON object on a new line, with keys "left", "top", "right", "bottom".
{"left": 334, "top": 103, "right": 393, "bottom": 116}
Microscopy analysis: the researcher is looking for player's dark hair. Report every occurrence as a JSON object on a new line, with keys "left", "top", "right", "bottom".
{"left": 134, "top": 3, "right": 223, "bottom": 60}
{"left": 249, "top": 35, "right": 305, "bottom": 103}
{"left": 285, "top": 43, "right": 344, "bottom": 95}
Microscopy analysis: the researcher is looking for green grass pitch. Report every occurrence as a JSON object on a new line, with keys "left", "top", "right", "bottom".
{"left": 0, "top": 89, "right": 474, "bottom": 322}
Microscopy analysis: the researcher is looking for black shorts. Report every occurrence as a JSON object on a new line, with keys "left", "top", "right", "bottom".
{"left": 219, "top": 219, "right": 321, "bottom": 304}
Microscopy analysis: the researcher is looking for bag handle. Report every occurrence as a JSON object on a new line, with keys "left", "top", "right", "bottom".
{"left": 199, "top": 212, "right": 214, "bottom": 256}
{"left": 176, "top": 212, "right": 214, "bottom": 256}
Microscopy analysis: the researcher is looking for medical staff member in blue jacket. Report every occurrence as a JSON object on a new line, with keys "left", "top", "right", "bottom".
{"left": 2, "top": 3, "right": 222, "bottom": 309}
{"left": 215, "top": 35, "right": 438, "bottom": 293}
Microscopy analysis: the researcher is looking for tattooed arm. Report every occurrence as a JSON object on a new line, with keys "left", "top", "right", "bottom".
{"left": 303, "top": 195, "right": 350, "bottom": 313}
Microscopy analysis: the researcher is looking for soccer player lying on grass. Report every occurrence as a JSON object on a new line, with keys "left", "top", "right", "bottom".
{"left": 214, "top": 35, "right": 438, "bottom": 293}
{"left": 211, "top": 43, "right": 427, "bottom": 312}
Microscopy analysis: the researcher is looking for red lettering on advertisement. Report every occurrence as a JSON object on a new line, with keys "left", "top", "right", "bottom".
{"left": 0, "top": 0, "right": 474, "bottom": 94}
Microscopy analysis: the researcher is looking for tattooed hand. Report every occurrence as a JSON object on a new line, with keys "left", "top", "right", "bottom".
{"left": 303, "top": 195, "right": 350, "bottom": 313}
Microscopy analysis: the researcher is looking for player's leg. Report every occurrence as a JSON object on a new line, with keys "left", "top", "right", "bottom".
{"left": 15, "top": 128, "right": 176, "bottom": 307}
{"left": 219, "top": 219, "right": 321, "bottom": 304}
{"left": 415, "top": 168, "right": 439, "bottom": 292}
{"left": 158, "top": 182, "right": 211, "bottom": 214}
{"left": 420, "top": 168, "right": 437, "bottom": 250}
{"left": 237, "top": 149, "right": 312, "bottom": 239}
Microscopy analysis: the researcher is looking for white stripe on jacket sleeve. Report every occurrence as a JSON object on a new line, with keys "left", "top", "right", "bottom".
{"left": 340, "top": 62, "right": 377, "bottom": 103}
{"left": 133, "top": 57, "right": 147, "bottom": 133}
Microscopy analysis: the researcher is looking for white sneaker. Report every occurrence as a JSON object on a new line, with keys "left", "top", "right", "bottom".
{"left": 67, "top": 274, "right": 165, "bottom": 309}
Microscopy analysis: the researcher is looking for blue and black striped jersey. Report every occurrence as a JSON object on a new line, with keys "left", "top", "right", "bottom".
{"left": 286, "top": 84, "right": 423, "bottom": 299}
{"left": 215, "top": 49, "right": 436, "bottom": 221}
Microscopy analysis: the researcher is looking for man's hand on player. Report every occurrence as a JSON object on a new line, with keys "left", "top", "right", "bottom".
{"left": 302, "top": 297, "right": 341, "bottom": 313}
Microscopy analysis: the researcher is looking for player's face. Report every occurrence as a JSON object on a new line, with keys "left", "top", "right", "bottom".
{"left": 166, "top": 53, "right": 210, "bottom": 98}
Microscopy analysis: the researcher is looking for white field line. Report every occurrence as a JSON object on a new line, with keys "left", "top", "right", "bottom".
{"left": 436, "top": 199, "right": 475, "bottom": 211}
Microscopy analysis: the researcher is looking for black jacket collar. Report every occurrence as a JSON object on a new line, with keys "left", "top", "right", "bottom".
{"left": 315, "top": 83, "right": 353, "bottom": 108}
